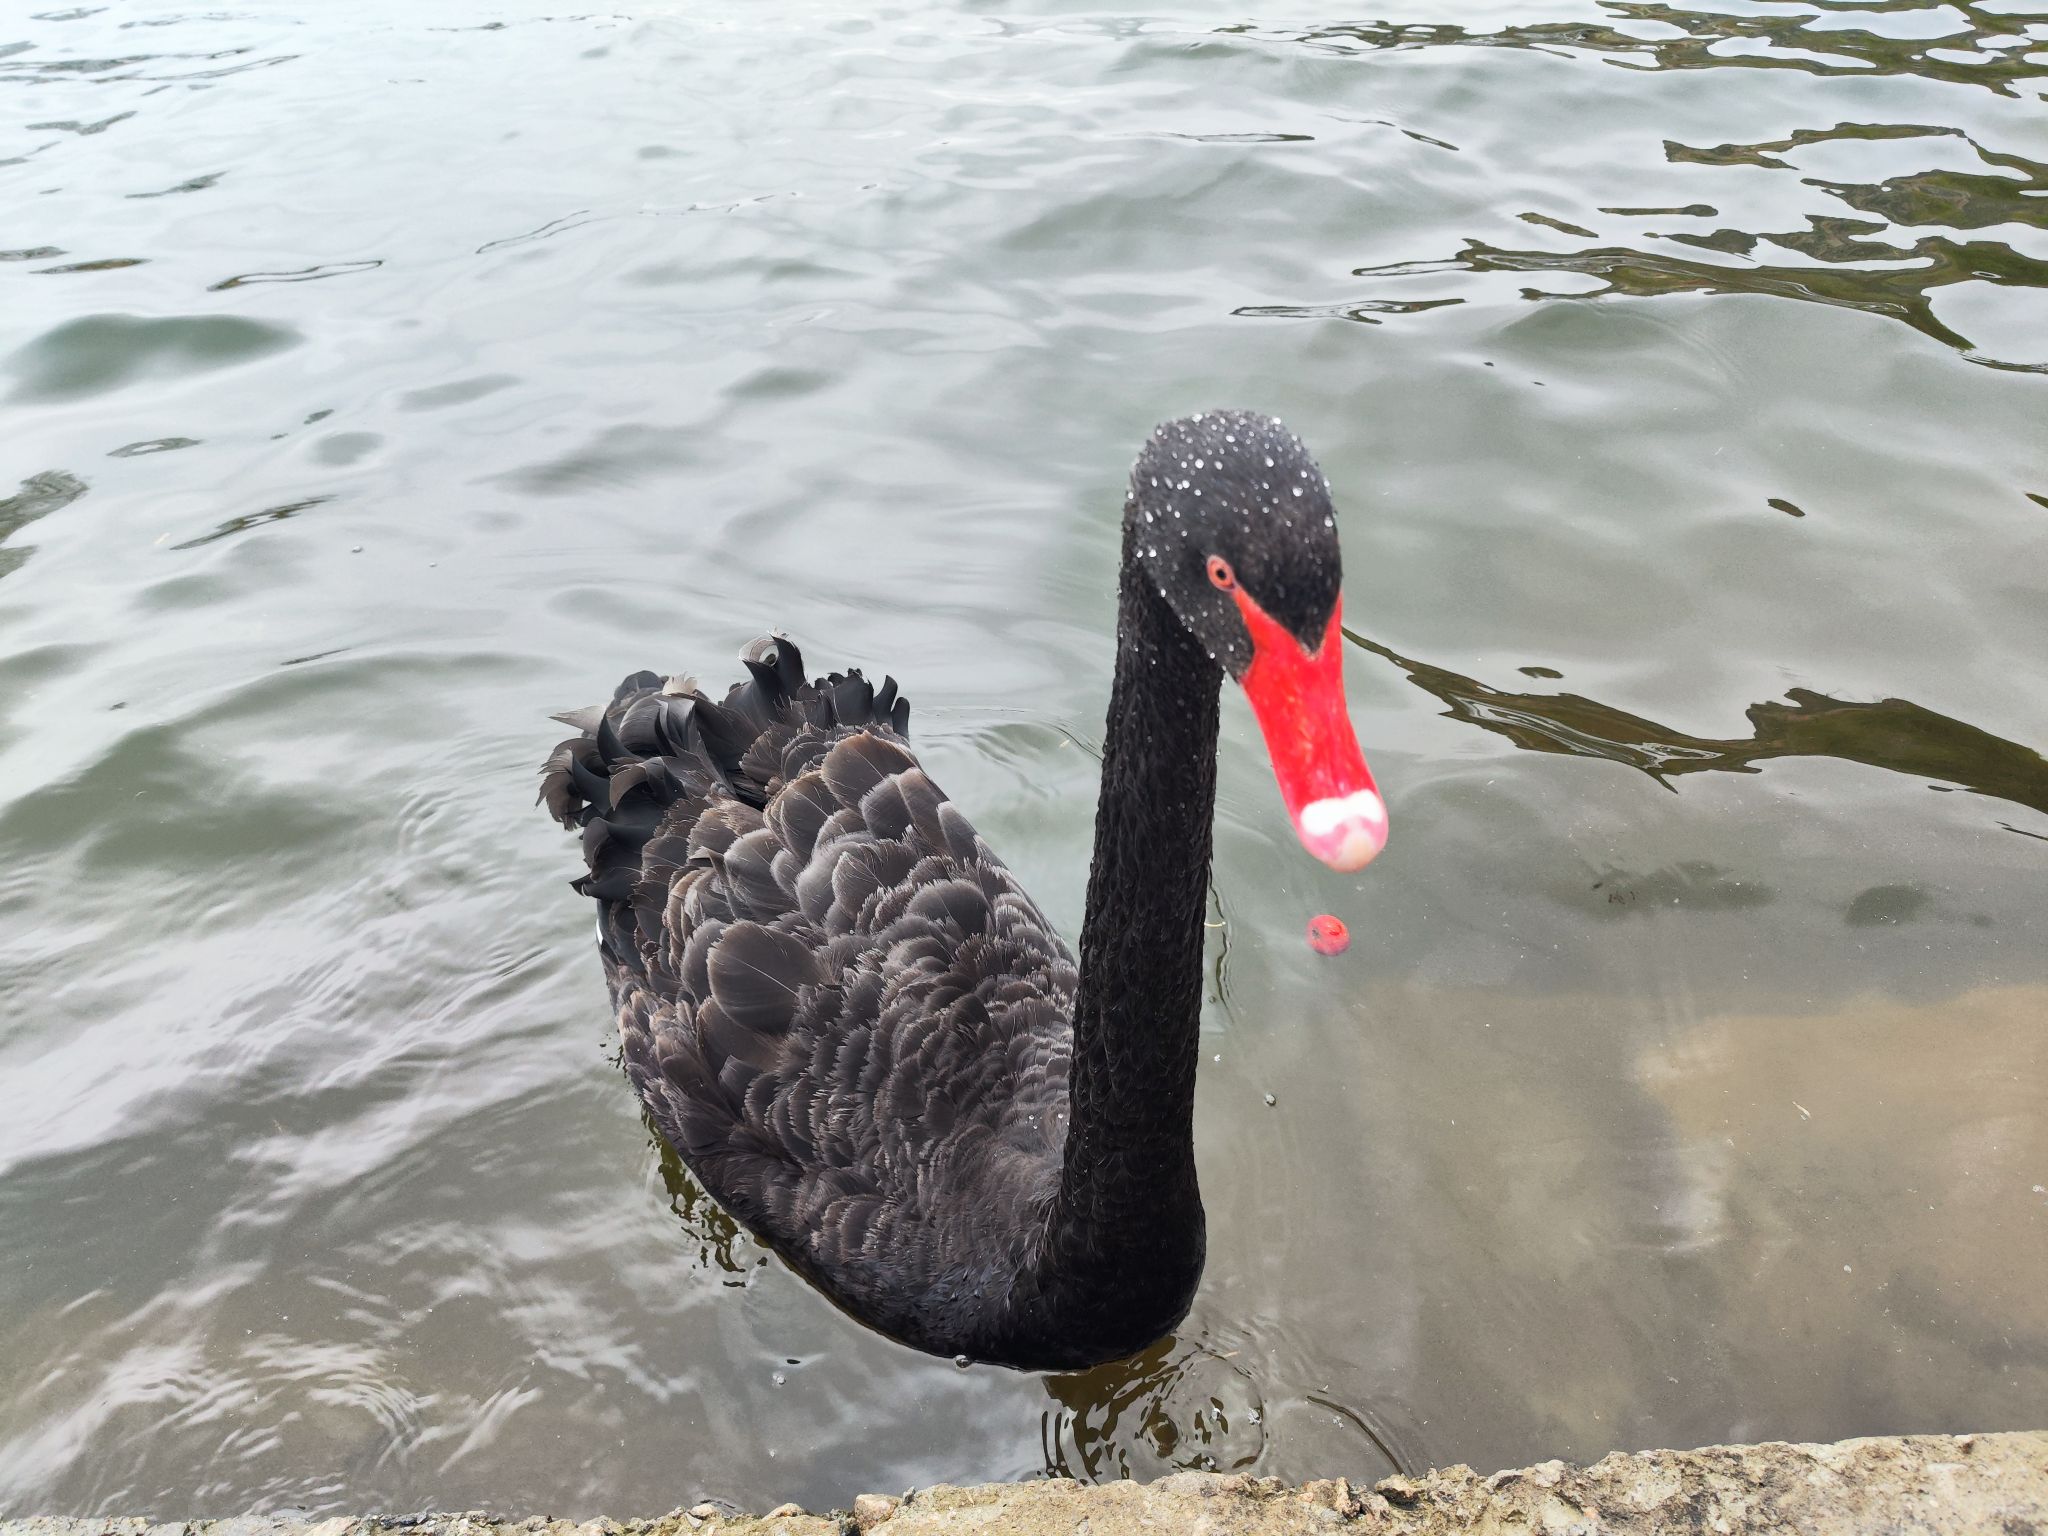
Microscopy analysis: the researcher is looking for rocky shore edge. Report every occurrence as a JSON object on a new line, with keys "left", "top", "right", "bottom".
{"left": 7, "top": 1429, "right": 2044, "bottom": 1536}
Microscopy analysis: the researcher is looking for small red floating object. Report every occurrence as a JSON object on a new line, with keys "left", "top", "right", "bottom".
{"left": 1306, "top": 913, "right": 1350, "bottom": 955}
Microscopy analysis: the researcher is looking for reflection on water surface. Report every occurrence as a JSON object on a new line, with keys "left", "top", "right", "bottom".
{"left": 1356, "top": 632, "right": 2048, "bottom": 823}
{"left": 1234, "top": 8, "right": 2048, "bottom": 370}
{"left": 2, "top": 0, "right": 2046, "bottom": 1517}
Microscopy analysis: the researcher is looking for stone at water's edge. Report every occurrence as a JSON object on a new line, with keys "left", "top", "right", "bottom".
{"left": 4, "top": 1430, "right": 2043, "bottom": 1535}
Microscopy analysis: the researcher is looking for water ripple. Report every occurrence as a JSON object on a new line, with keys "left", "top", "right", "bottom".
{"left": 2, "top": 0, "right": 2044, "bottom": 1516}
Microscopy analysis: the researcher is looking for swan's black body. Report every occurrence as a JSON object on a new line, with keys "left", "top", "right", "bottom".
{"left": 541, "top": 412, "right": 1347, "bottom": 1370}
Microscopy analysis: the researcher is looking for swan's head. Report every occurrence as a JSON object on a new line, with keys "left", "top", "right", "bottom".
{"left": 1128, "top": 411, "right": 1386, "bottom": 873}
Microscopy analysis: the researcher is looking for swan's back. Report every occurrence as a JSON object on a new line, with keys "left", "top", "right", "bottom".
{"left": 540, "top": 637, "right": 1077, "bottom": 1358}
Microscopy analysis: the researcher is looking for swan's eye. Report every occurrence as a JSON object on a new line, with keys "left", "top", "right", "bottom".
{"left": 1206, "top": 556, "right": 1236, "bottom": 591}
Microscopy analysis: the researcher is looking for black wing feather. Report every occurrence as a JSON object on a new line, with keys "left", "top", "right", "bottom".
{"left": 540, "top": 634, "right": 1077, "bottom": 1360}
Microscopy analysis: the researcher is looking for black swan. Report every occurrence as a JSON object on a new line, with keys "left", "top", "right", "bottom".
{"left": 540, "top": 412, "right": 1385, "bottom": 1370}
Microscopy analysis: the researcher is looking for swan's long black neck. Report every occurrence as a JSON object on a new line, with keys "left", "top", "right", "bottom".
{"left": 1036, "top": 512, "right": 1220, "bottom": 1348}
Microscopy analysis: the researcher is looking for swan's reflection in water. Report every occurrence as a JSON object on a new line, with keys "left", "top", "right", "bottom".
{"left": 652, "top": 1127, "right": 1390, "bottom": 1487}
{"left": 1040, "top": 1337, "right": 1427, "bottom": 1483}
{"left": 1040, "top": 1337, "right": 1265, "bottom": 1480}
{"left": 653, "top": 1127, "right": 1278, "bottom": 1482}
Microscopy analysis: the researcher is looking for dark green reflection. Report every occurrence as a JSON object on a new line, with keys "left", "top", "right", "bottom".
{"left": 1232, "top": 6, "right": 2048, "bottom": 371}
{"left": 1040, "top": 1337, "right": 1265, "bottom": 1481}
{"left": 0, "top": 470, "right": 87, "bottom": 580}
{"left": 1351, "top": 226, "right": 2048, "bottom": 371}
{"left": 169, "top": 493, "right": 333, "bottom": 550}
{"left": 1352, "top": 632, "right": 2048, "bottom": 823}
{"left": 1233, "top": 4, "right": 2048, "bottom": 97}
{"left": 650, "top": 1129, "right": 751, "bottom": 1278}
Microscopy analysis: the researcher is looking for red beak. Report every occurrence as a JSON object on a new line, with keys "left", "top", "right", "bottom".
{"left": 1232, "top": 593, "right": 1387, "bottom": 872}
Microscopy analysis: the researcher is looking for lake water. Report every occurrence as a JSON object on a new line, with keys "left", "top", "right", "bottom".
{"left": 3, "top": 0, "right": 2046, "bottom": 1517}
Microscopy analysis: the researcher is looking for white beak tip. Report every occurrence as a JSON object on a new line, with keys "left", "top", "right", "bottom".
{"left": 1295, "top": 789, "right": 1388, "bottom": 872}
